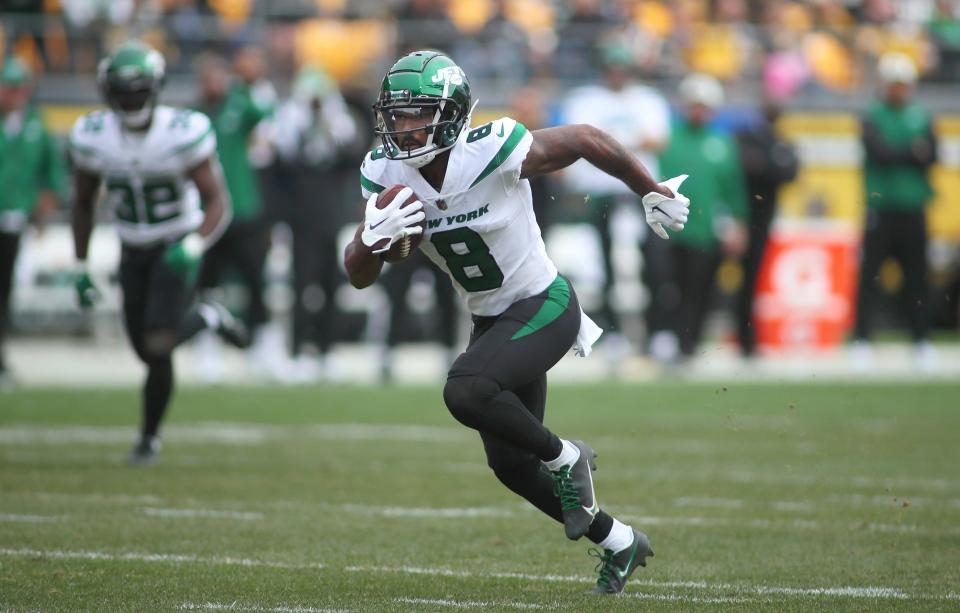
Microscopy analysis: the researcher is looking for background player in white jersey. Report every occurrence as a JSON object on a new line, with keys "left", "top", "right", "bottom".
{"left": 344, "top": 51, "right": 690, "bottom": 594}
{"left": 69, "top": 41, "right": 247, "bottom": 465}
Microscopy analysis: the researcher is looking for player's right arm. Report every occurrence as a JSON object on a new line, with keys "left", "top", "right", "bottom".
{"left": 344, "top": 219, "right": 385, "bottom": 289}
{"left": 344, "top": 186, "right": 425, "bottom": 289}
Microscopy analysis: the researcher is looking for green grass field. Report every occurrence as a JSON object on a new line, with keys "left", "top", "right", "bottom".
{"left": 2, "top": 382, "right": 959, "bottom": 612}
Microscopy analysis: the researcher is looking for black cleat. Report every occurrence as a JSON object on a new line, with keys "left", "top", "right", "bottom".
{"left": 127, "top": 435, "right": 161, "bottom": 466}
{"left": 589, "top": 529, "right": 654, "bottom": 594}
{"left": 205, "top": 301, "right": 250, "bottom": 349}
{"left": 549, "top": 440, "right": 598, "bottom": 540}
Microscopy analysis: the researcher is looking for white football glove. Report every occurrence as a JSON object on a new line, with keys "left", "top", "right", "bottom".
{"left": 360, "top": 187, "right": 426, "bottom": 254}
{"left": 642, "top": 174, "right": 691, "bottom": 240}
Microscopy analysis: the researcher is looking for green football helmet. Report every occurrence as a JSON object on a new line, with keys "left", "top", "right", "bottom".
{"left": 98, "top": 40, "right": 166, "bottom": 129}
{"left": 373, "top": 50, "right": 472, "bottom": 168}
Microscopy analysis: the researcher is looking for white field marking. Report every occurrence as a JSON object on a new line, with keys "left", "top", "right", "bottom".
{"left": 440, "top": 461, "right": 960, "bottom": 494}
{"left": 1, "top": 548, "right": 957, "bottom": 602}
{"left": 394, "top": 597, "right": 544, "bottom": 610}
{"left": 179, "top": 602, "right": 346, "bottom": 613}
{"left": 0, "top": 513, "right": 62, "bottom": 523}
{"left": 0, "top": 548, "right": 323, "bottom": 570}
{"left": 771, "top": 500, "right": 815, "bottom": 512}
{"left": 337, "top": 504, "right": 515, "bottom": 519}
{"left": 619, "top": 514, "right": 960, "bottom": 536}
{"left": 626, "top": 593, "right": 759, "bottom": 604}
{"left": 11, "top": 489, "right": 960, "bottom": 535}
{"left": 142, "top": 507, "right": 264, "bottom": 521}
{"left": 673, "top": 497, "right": 743, "bottom": 509}
{"left": 0, "top": 422, "right": 468, "bottom": 446}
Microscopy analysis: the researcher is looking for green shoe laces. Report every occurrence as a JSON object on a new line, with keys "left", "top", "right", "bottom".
{"left": 550, "top": 466, "right": 582, "bottom": 511}
{"left": 589, "top": 547, "right": 617, "bottom": 589}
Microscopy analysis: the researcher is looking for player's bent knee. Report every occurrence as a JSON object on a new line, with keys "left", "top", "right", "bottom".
{"left": 443, "top": 374, "right": 501, "bottom": 429}
{"left": 143, "top": 330, "right": 177, "bottom": 360}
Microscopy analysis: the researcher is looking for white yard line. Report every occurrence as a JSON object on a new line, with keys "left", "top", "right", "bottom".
{"left": 0, "top": 423, "right": 468, "bottom": 446}
{"left": 394, "top": 597, "right": 544, "bottom": 609}
{"left": 0, "top": 548, "right": 323, "bottom": 570}
{"left": 0, "top": 513, "right": 62, "bottom": 523}
{"left": 1, "top": 547, "right": 957, "bottom": 602}
{"left": 179, "top": 603, "right": 346, "bottom": 613}
{"left": 8, "top": 489, "right": 960, "bottom": 535}
{"left": 142, "top": 508, "right": 265, "bottom": 521}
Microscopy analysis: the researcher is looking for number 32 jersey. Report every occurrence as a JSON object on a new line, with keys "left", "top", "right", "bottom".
{"left": 69, "top": 105, "right": 216, "bottom": 246}
{"left": 360, "top": 117, "right": 557, "bottom": 317}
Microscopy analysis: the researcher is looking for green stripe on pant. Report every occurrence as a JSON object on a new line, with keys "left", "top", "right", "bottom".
{"left": 510, "top": 275, "right": 571, "bottom": 341}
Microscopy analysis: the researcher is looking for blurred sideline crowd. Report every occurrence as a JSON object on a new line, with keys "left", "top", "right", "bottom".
{"left": 2, "top": 0, "right": 960, "bottom": 92}
{"left": 1, "top": 0, "right": 959, "bottom": 386}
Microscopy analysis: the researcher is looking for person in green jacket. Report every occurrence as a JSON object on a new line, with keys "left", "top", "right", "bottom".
{"left": 194, "top": 50, "right": 276, "bottom": 362}
{"left": 0, "top": 57, "right": 65, "bottom": 384}
{"left": 657, "top": 73, "right": 748, "bottom": 360}
{"left": 853, "top": 52, "right": 938, "bottom": 370}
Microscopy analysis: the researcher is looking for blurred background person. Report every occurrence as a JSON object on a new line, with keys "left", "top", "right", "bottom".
{"left": 0, "top": 57, "right": 64, "bottom": 386}
{"left": 560, "top": 44, "right": 670, "bottom": 373}
{"left": 272, "top": 65, "right": 357, "bottom": 382}
{"left": 853, "top": 52, "right": 939, "bottom": 371}
{"left": 657, "top": 73, "right": 747, "bottom": 363}
{"left": 378, "top": 255, "right": 459, "bottom": 384}
{"left": 194, "top": 48, "right": 276, "bottom": 380}
{"left": 734, "top": 100, "right": 798, "bottom": 360}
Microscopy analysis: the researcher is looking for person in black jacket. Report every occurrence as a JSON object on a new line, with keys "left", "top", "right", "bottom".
{"left": 734, "top": 102, "right": 798, "bottom": 358}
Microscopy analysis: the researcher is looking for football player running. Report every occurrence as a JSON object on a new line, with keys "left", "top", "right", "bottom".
{"left": 344, "top": 51, "right": 690, "bottom": 594}
{"left": 70, "top": 41, "right": 248, "bottom": 465}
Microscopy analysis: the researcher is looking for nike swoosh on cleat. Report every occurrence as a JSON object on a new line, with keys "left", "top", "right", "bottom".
{"left": 583, "top": 501, "right": 599, "bottom": 516}
{"left": 497, "top": 123, "right": 505, "bottom": 137}
{"left": 616, "top": 541, "right": 640, "bottom": 581}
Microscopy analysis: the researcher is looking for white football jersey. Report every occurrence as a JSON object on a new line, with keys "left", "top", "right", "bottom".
{"left": 360, "top": 116, "right": 557, "bottom": 316}
{"left": 69, "top": 105, "right": 216, "bottom": 246}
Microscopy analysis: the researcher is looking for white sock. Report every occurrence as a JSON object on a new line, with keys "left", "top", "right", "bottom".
{"left": 599, "top": 518, "right": 634, "bottom": 553}
{"left": 542, "top": 439, "right": 580, "bottom": 471}
{"left": 197, "top": 303, "right": 220, "bottom": 330}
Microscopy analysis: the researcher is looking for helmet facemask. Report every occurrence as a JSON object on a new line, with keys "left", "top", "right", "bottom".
{"left": 374, "top": 91, "right": 467, "bottom": 168}
{"left": 98, "top": 45, "right": 166, "bottom": 130}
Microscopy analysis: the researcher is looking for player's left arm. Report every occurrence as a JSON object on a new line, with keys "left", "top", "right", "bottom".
{"left": 187, "top": 155, "right": 232, "bottom": 244}
{"left": 521, "top": 124, "right": 672, "bottom": 198}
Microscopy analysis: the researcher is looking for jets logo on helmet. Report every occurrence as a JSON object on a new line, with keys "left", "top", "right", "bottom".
{"left": 431, "top": 66, "right": 465, "bottom": 86}
{"left": 98, "top": 40, "right": 166, "bottom": 130}
{"left": 373, "top": 51, "right": 472, "bottom": 168}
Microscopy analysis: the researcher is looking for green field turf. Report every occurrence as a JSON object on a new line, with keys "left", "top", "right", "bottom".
{"left": 1, "top": 382, "right": 959, "bottom": 612}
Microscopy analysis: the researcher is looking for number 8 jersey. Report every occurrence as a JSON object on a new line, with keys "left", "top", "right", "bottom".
{"left": 69, "top": 105, "right": 216, "bottom": 247}
{"left": 360, "top": 116, "right": 557, "bottom": 317}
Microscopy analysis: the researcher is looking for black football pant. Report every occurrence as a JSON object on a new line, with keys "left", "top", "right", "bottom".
{"left": 586, "top": 195, "right": 621, "bottom": 332}
{"left": 735, "top": 198, "right": 777, "bottom": 357}
{"left": 199, "top": 218, "right": 269, "bottom": 333}
{"left": 383, "top": 251, "right": 458, "bottom": 350}
{"left": 442, "top": 275, "right": 615, "bottom": 544}
{"left": 120, "top": 244, "right": 209, "bottom": 440}
{"left": 854, "top": 208, "right": 929, "bottom": 342}
{"left": 291, "top": 231, "right": 341, "bottom": 356}
{"left": 670, "top": 244, "right": 721, "bottom": 357}
{"left": 0, "top": 231, "right": 20, "bottom": 372}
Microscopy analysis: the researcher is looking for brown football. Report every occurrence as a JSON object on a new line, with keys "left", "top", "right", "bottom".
{"left": 375, "top": 184, "right": 425, "bottom": 263}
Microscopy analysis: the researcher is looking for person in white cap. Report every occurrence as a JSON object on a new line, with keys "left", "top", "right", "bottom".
{"left": 654, "top": 73, "right": 748, "bottom": 362}
{"left": 852, "top": 52, "right": 938, "bottom": 371}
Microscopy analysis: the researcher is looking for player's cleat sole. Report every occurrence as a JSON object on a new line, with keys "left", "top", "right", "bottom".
{"left": 206, "top": 301, "right": 251, "bottom": 349}
{"left": 127, "top": 435, "right": 161, "bottom": 466}
{"left": 549, "top": 439, "right": 599, "bottom": 540}
{"left": 589, "top": 529, "right": 654, "bottom": 594}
